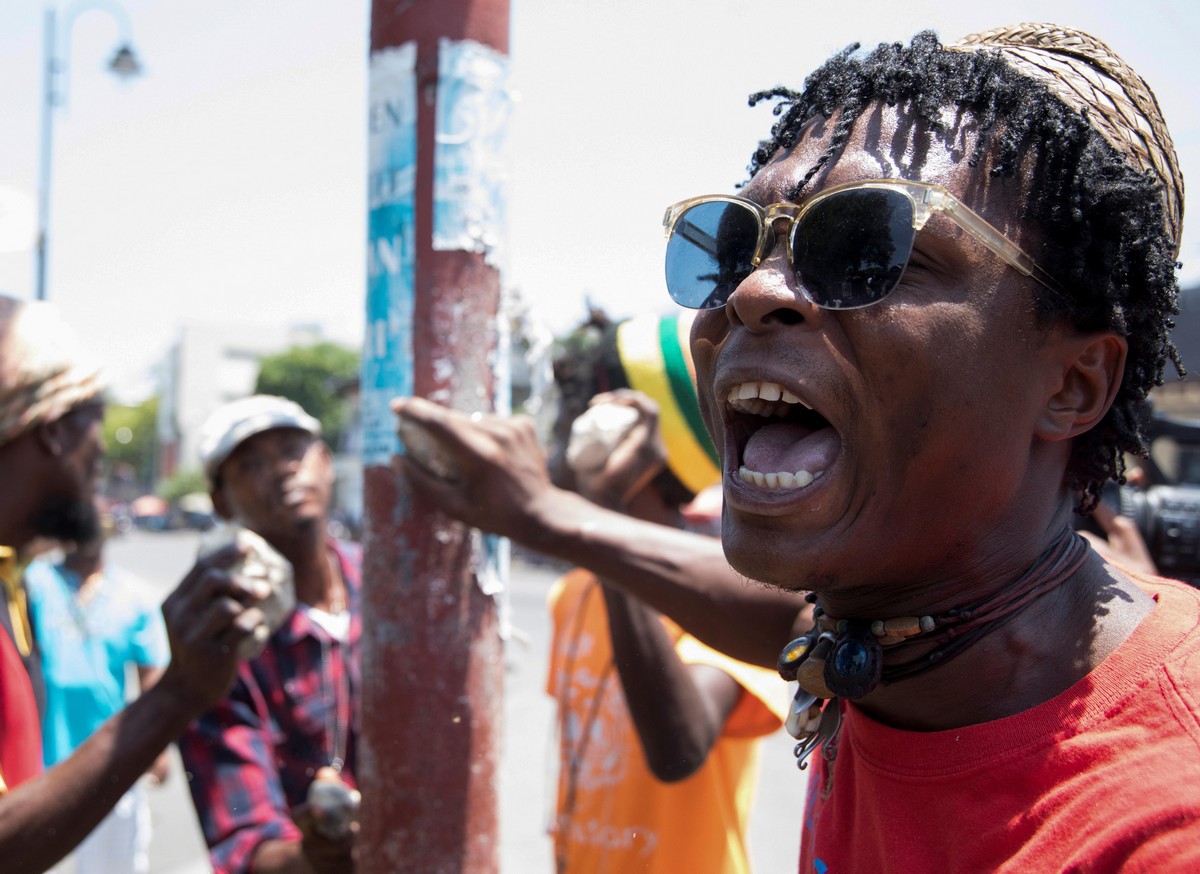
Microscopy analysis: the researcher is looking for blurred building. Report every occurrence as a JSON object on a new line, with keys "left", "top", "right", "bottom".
{"left": 155, "top": 321, "right": 368, "bottom": 532}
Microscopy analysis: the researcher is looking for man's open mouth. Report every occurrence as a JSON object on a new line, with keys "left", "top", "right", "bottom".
{"left": 726, "top": 380, "right": 840, "bottom": 489}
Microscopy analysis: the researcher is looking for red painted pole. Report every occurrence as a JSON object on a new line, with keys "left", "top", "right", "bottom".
{"left": 359, "top": 1, "right": 510, "bottom": 871}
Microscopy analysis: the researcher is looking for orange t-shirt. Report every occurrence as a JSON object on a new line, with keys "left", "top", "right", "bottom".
{"left": 547, "top": 569, "right": 787, "bottom": 873}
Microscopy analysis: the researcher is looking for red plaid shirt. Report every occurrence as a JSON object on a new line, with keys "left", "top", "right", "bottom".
{"left": 179, "top": 539, "right": 361, "bottom": 874}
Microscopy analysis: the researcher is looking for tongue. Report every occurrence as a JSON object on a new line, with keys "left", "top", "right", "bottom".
{"left": 743, "top": 423, "right": 840, "bottom": 475}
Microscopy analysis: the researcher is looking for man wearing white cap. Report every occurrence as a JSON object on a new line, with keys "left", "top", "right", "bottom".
{"left": 179, "top": 394, "right": 361, "bottom": 874}
{"left": 0, "top": 294, "right": 265, "bottom": 874}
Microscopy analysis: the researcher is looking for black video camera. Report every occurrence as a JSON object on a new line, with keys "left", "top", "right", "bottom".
{"left": 1080, "top": 412, "right": 1200, "bottom": 586}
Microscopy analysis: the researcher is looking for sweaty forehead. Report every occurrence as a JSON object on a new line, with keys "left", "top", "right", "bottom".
{"left": 743, "top": 102, "right": 1000, "bottom": 207}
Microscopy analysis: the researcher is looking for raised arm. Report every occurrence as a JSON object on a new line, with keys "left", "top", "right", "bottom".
{"left": 0, "top": 545, "right": 264, "bottom": 874}
{"left": 601, "top": 583, "right": 744, "bottom": 780}
{"left": 391, "top": 395, "right": 807, "bottom": 668}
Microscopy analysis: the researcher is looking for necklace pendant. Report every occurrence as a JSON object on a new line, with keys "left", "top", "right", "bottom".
{"left": 824, "top": 620, "right": 883, "bottom": 699}
{"left": 791, "top": 697, "right": 842, "bottom": 771}
{"left": 784, "top": 689, "right": 822, "bottom": 739}
{"left": 778, "top": 630, "right": 838, "bottom": 699}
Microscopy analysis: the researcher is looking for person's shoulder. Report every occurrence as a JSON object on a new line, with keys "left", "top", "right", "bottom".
{"left": 675, "top": 634, "right": 788, "bottom": 725}
{"left": 21, "top": 557, "right": 66, "bottom": 594}
{"left": 104, "top": 565, "right": 161, "bottom": 609}
{"left": 1120, "top": 573, "right": 1200, "bottom": 720}
{"left": 329, "top": 537, "right": 362, "bottom": 568}
{"left": 1126, "top": 569, "right": 1199, "bottom": 596}
{"left": 549, "top": 568, "right": 597, "bottom": 608}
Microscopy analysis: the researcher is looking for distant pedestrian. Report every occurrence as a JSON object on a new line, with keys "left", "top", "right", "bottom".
{"left": 180, "top": 395, "right": 361, "bottom": 874}
{"left": 26, "top": 500, "right": 170, "bottom": 874}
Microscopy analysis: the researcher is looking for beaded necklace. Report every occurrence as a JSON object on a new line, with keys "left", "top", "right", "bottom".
{"left": 777, "top": 528, "right": 1090, "bottom": 769}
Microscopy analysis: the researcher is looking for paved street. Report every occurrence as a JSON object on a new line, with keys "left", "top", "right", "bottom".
{"left": 55, "top": 529, "right": 806, "bottom": 873}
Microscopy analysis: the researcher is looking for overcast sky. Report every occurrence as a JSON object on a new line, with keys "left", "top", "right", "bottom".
{"left": 1, "top": 0, "right": 1197, "bottom": 401}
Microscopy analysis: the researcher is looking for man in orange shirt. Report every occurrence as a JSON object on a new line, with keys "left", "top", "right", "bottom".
{"left": 398, "top": 311, "right": 795, "bottom": 872}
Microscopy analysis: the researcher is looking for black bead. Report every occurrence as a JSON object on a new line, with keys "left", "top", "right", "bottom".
{"left": 823, "top": 622, "right": 883, "bottom": 699}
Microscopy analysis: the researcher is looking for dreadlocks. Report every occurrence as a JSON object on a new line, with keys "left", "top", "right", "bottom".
{"left": 744, "top": 30, "right": 1184, "bottom": 510}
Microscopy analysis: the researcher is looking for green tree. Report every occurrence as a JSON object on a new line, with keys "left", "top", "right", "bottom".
{"left": 158, "top": 468, "right": 208, "bottom": 505}
{"left": 254, "top": 341, "right": 360, "bottom": 450}
{"left": 103, "top": 397, "right": 159, "bottom": 494}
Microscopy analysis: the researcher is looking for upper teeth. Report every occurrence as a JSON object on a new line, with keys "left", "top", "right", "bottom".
{"left": 727, "top": 381, "right": 810, "bottom": 417}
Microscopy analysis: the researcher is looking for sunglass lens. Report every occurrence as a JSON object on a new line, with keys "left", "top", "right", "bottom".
{"left": 665, "top": 200, "right": 759, "bottom": 309}
{"left": 791, "top": 189, "right": 916, "bottom": 309}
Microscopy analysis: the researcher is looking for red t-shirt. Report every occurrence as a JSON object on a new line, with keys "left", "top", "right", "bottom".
{"left": 0, "top": 626, "right": 42, "bottom": 792}
{"left": 800, "top": 574, "right": 1200, "bottom": 873}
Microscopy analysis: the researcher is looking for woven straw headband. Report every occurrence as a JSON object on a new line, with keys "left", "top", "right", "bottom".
{"left": 0, "top": 298, "right": 105, "bottom": 447}
{"left": 947, "top": 23, "right": 1184, "bottom": 257}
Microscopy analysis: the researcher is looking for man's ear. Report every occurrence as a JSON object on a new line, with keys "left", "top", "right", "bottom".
{"left": 1036, "top": 330, "right": 1128, "bottom": 443}
{"left": 33, "top": 417, "right": 65, "bottom": 457}
{"left": 210, "top": 487, "right": 233, "bottom": 522}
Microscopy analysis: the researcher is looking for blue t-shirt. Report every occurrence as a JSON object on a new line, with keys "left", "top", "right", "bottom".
{"left": 24, "top": 559, "right": 169, "bottom": 766}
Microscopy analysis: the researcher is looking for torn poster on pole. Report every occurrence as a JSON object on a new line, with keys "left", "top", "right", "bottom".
{"left": 433, "top": 38, "right": 512, "bottom": 270}
{"left": 363, "top": 42, "right": 418, "bottom": 467}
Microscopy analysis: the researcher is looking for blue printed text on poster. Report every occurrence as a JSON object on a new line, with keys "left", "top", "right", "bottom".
{"left": 363, "top": 42, "right": 418, "bottom": 466}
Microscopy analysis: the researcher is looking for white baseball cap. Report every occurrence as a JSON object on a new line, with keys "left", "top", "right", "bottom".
{"left": 198, "top": 395, "right": 321, "bottom": 483}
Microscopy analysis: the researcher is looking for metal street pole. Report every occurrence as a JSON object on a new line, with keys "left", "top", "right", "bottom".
{"left": 35, "top": 3, "right": 142, "bottom": 301}
{"left": 36, "top": 8, "right": 57, "bottom": 302}
{"left": 359, "top": 0, "right": 511, "bottom": 871}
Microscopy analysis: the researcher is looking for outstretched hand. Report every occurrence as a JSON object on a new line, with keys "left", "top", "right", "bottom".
{"left": 390, "top": 396, "right": 559, "bottom": 542}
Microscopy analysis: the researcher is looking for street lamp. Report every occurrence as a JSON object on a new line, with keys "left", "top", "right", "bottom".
{"left": 36, "top": 2, "right": 143, "bottom": 301}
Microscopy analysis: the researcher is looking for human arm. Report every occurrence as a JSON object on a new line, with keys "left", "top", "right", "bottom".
{"left": 0, "top": 545, "right": 265, "bottom": 874}
{"left": 601, "top": 583, "right": 744, "bottom": 781}
{"left": 579, "top": 390, "right": 754, "bottom": 779}
{"left": 252, "top": 815, "right": 356, "bottom": 874}
{"left": 135, "top": 664, "right": 171, "bottom": 785}
{"left": 391, "top": 396, "right": 808, "bottom": 668}
{"left": 178, "top": 668, "right": 355, "bottom": 874}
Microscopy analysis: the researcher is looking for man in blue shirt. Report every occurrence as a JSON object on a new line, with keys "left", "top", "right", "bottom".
{"left": 26, "top": 503, "right": 170, "bottom": 874}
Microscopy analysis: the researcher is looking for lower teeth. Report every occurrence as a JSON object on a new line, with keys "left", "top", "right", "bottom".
{"left": 738, "top": 466, "right": 815, "bottom": 488}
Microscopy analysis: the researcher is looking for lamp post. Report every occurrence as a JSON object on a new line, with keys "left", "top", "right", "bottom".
{"left": 36, "top": 1, "right": 143, "bottom": 301}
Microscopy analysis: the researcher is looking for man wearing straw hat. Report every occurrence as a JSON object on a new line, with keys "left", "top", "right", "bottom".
{"left": 0, "top": 294, "right": 266, "bottom": 874}
{"left": 670, "top": 21, "right": 1199, "bottom": 871}
{"left": 397, "top": 21, "right": 1200, "bottom": 871}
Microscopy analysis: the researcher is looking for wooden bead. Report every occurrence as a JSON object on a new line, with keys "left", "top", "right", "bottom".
{"left": 795, "top": 656, "right": 835, "bottom": 699}
{"left": 882, "top": 616, "right": 922, "bottom": 638}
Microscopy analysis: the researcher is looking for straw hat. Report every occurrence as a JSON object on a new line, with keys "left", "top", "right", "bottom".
{"left": 948, "top": 23, "right": 1184, "bottom": 256}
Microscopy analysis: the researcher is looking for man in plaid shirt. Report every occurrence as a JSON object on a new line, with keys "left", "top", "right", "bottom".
{"left": 179, "top": 396, "right": 361, "bottom": 874}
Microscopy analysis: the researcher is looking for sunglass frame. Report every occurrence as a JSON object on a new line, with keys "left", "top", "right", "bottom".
{"left": 663, "top": 179, "right": 1063, "bottom": 310}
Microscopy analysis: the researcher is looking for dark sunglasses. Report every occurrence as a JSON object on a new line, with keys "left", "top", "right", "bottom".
{"left": 663, "top": 179, "right": 1062, "bottom": 311}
